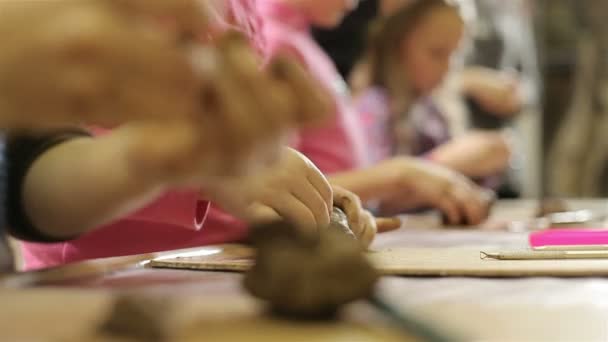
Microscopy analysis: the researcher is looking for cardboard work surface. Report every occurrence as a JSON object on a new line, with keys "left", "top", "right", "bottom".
{"left": 6, "top": 200, "right": 608, "bottom": 341}
{"left": 148, "top": 244, "right": 608, "bottom": 277}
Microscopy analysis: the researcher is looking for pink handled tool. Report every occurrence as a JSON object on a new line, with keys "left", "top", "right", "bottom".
{"left": 529, "top": 228, "right": 608, "bottom": 248}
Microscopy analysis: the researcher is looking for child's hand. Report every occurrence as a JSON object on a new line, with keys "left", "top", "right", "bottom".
{"left": 332, "top": 185, "right": 377, "bottom": 248}
{"left": 375, "top": 157, "right": 493, "bottom": 225}
{"left": 462, "top": 67, "right": 523, "bottom": 117}
{"left": 206, "top": 148, "right": 334, "bottom": 232}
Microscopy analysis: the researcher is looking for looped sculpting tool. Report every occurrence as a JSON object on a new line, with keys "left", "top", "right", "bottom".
{"left": 480, "top": 229, "right": 608, "bottom": 260}
{"left": 481, "top": 249, "right": 608, "bottom": 260}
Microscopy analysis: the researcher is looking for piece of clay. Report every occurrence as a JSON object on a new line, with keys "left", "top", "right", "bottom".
{"left": 244, "top": 212, "right": 379, "bottom": 319}
{"left": 98, "top": 293, "right": 174, "bottom": 341}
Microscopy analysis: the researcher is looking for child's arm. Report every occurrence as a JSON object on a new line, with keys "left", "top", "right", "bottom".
{"left": 427, "top": 131, "right": 512, "bottom": 178}
{"left": 460, "top": 67, "right": 523, "bottom": 117}
{"left": 8, "top": 128, "right": 170, "bottom": 241}
{"left": 331, "top": 185, "right": 378, "bottom": 248}
{"left": 12, "top": 132, "right": 338, "bottom": 242}
{"left": 10, "top": 118, "right": 283, "bottom": 241}
{"left": 329, "top": 156, "right": 494, "bottom": 225}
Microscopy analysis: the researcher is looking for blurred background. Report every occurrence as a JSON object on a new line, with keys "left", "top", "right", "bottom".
{"left": 466, "top": 0, "right": 608, "bottom": 199}
{"left": 539, "top": 0, "right": 608, "bottom": 198}
{"left": 316, "top": 0, "right": 608, "bottom": 199}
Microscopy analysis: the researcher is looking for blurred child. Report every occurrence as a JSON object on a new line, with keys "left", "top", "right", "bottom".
{"left": 258, "top": 0, "right": 493, "bottom": 222}
{"left": 354, "top": 0, "right": 512, "bottom": 190}
{"left": 13, "top": 0, "right": 377, "bottom": 270}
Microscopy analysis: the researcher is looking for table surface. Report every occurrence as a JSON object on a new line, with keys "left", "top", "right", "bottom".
{"left": 2, "top": 199, "right": 608, "bottom": 341}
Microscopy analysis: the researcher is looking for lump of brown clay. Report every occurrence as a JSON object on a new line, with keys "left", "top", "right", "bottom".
{"left": 243, "top": 210, "right": 379, "bottom": 319}
{"left": 98, "top": 294, "right": 174, "bottom": 341}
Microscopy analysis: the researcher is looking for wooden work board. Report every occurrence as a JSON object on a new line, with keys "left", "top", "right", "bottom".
{"left": 148, "top": 244, "right": 608, "bottom": 277}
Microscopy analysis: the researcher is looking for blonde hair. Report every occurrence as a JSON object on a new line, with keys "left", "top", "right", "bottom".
{"left": 360, "top": 0, "right": 461, "bottom": 155}
{"left": 366, "top": 0, "right": 460, "bottom": 116}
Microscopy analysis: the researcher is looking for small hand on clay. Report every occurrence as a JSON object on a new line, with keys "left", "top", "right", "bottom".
{"left": 205, "top": 147, "right": 333, "bottom": 230}
{"left": 376, "top": 157, "right": 494, "bottom": 225}
{"left": 332, "top": 185, "right": 376, "bottom": 247}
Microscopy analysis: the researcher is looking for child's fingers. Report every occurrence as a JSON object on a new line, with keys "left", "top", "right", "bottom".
{"left": 246, "top": 203, "right": 282, "bottom": 226}
{"left": 476, "top": 189, "right": 495, "bottom": 222}
{"left": 268, "top": 56, "right": 333, "bottom": 126}
{"left": 482, "top": 189, "right": 497, "bottom": 210}
{"left": 216, "top": 33, "right": 292, "bottom": 136}
{"left": 213, "top": 38, "right": 299, "bottom": 164}
{"left": 450, "top": 183, "right": 485, "bottom": 226}
{"left": 289, "top": 176, "right": 330, "bottom": 228}
{"left": 331, "top": 186, "right": 382, "bottom": 247}
{"left": 306, "top": 169, "right": 333, "bottom": 214}
{"left": 334, "top": 190, "right": 363, "bottom": 231}
{"left": 375, "top": 217, "right": 402, "bottom": 233}
{"left": 466, "top": 183, "right": 494, "bottom": 225}
{"left": 201, "top": 58, "right": 263, "bottom": 164}
{"left": 262, "top": 193, "right": 318, "bottom": 233}
{"left": 357, "top": 210, "right": 377, "bottom": 248}
{"left": 185, "top": 89, "right": 260, "bottom": 179}
{"left": 436, "top": 195, "right": 462, "bottom": 226}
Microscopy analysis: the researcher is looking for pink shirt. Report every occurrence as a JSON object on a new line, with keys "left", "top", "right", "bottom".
{"left": 22, "top": 190, "right": 250, "bottom": 271}
{"left": 355, "top": 86, "right": 394, "bottom": 163}
{"left": 258, "top": 0, "right": 368, "bottom": 174}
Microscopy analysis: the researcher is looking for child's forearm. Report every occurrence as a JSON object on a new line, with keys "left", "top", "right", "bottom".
{"left": 428, "top": 139, "right": 510, "bottom": 178}
{"left": 329, "top": 167, "right": 396, "bottom": 203}
{"left": 427, "top": 150, "right": 483, "bottom": 177}
{"left": 21, "top": 128, "right": 166, "bottom": 240}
